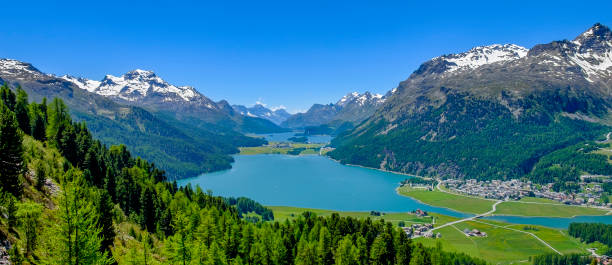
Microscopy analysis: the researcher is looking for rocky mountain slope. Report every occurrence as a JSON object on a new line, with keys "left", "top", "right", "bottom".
{"left": 59, "top": 69, "right": 285, "bottom": 133}
{"left": 232, "top": 103, "right": 291, "bottom": 125}
{"left": 282, "top": 91, "right": 387, "bottom": 129}
{"left": 0, "top": 59, "right": 266, "bottom": 178}
{"left": 330, "top": 23, "right": 612, "bottom": 180}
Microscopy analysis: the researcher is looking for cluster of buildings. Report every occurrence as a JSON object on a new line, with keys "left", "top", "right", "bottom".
{"left": 443, "top": 179, "right": 529, "bottom": 200}
{"left": 442, "top": 178, "right": 612, "bottom": 208}
{"left": 463, "top": 228, "right": 487, "bottom": 237}
{"left": 403, "top": 223, "right": 441, "bottom": 239}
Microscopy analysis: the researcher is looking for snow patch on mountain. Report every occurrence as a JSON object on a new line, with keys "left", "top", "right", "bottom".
{"left": 0, "top": 59, "right": 48, "bottom": 78}
{"left": 336, "top": 92, "right": 385, "bottom": 107}
{"left": 60, "top": 75, "right": 101, "bottom": 92}
{"left": 568, "top": 24, "right": 612, "bottom": 82}
{"left": 94, "top": 69, "right": 199, "bottom": 102}
{"left": 434, "top": 44, "right": 528, "bottom": 73}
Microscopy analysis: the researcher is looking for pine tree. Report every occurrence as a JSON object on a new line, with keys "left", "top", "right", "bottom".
{"left": 0, "top": 103, "right": 24, "bottom": 197}
{"left": 46, "top": 97, "right": 70, "bottom": 146}
{"left": 35, "top": 161, "right": 47, "bottom": 191}
{"left": 29, "top": 102, "right": 46, "bottom": 141}
{"left": 16, "top": 201, "right": 43, "bottom": 256}
{"left": 0, "top": 83, "right": 16, "bottom": 110}
{"left": 334, "top": 235, "right": 359, "bottom": 265}
{"left": 14, "top": 86, "right": 30, "bottom": 134}
{"left": 50, "top": 170, "right": 112, "bottom": 265}
{"left": 95, "top": 189, "right": 116, "bottom": 251}
{"left": 140, "top": 186, "right": 156, "bottom": 232}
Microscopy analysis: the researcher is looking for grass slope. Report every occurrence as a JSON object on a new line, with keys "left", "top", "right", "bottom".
{"left": 239, "top": 142, "right": 323, "bottom": 155}
{"left": 398, "top": 186, "right": 609, "bottom": 217}
{"left": 397, "top": 186, "right": 495, "bottom": 214}
{"left": 268, "top": 206, "right": 433, "bottom": 226}
{"left": 272, "top": 206, "right": 588, "bottom": 264}
{"left": 494, "top": 201, "right": 609, "bottom": 217}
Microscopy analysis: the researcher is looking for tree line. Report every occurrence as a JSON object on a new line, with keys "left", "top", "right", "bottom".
{"left": 568, "top": 222, "right": 612, "bottom": 254}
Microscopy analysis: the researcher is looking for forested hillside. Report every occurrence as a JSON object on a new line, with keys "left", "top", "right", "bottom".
{"left": 0, "top": 60, "right": 271, "bottom": 179}
{"left": 330, "top": 24, "right": 612, "bottom": 181}
{"left": 0, "top": 84, "right": 487, "bottom": 264}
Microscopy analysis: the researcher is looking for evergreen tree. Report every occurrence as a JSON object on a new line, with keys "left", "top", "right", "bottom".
{"left": 0, "top": 103, "right": 24, "bottom": 197}
{"left": 334, "top": 235, "right": 359, "bottom": 265}
{"left": 15, "top": 201, "right": 43, "bottom": 256}
{"left": 35, "top": 161, "right": 47, "bottom": 191}
{"left": 140, "top": 186, "right": 156, "bottom": 232}
{"left": 29, "top": 102, "right": 46, "bottom": 141}
{"left": 95, "top": 189, "right": 116, "bottom": 251}
{"left": 50, "top": 170, "right": 112, "bottom": 265}
{"left": 46, "top": 97, "right": 70, "bottom": 146}
{"left": 0, "top": 83, "right": 16, "bottom": 110}
{"left": 14, "top": 86, "right": 30, "bottom": 134}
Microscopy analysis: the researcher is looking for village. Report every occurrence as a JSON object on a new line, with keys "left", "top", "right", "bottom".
{"left": 439, "top": 178, "right": 612, "bottom": 208}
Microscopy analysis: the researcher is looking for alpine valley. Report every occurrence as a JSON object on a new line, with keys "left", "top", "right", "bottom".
{"left": 0, "top": 60, "right": 287, "bottom": 179}
{"left": 3, "top": 19, "right": 612, "bottom": 265}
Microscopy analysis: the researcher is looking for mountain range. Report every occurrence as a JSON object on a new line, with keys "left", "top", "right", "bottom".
{"left": 330, "top": 23, "right": 612, "bottom": 181}
{"left": 231, "top": 103, "right": 292, "bottom": 125}
{"left": 0, "top": 59, "right": 283, "bottom": 178}
{"left": 281, "top": 91, "right": 388, "bottom": 131}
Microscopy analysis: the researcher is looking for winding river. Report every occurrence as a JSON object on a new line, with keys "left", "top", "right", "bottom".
{"left": 178, "top": 154, "right": 612, "bottom": 229}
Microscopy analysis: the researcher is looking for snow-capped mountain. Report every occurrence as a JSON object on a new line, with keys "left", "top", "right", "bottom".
{"left": 526, "top": 22, "right": 612, "bottom": 83}
{"left": 0, "top": 59, "right": 51, "bottom": 80}
{"left": 336, "top": 91, "right": 385, "bottom": 107}
{"left": 231, "top": 104, "right": 291, "bottom": 125}
{"left": 59, "top": 69, "right": 217, "bottom": 109}
{"left": 60, "top": 75, "right": 101, "bottom": 92}
{"left": 414, "top": 44, "right": 528, "bottom": 77}
{"left": 330, "top": 23, "right": 612, "bottom": 179}
{"left": 282, "top": 91, "right": 387, "bottom": 128}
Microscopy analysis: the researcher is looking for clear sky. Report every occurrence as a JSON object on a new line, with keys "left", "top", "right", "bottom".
{"left": 1, "top": 0, "right": 611, "bottom": 113}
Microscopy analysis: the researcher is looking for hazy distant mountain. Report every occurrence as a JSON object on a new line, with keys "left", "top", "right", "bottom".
{"left": 232, "top": 104, "right": 291, "bottom": 125}
{"left": 0, "top": 59, "right": 267, "bottom": 178}
{"left": 281, "top": 91, "right": 387, "bottom": 129}
{"left": 330, "top": 23, "right": 612, "bottom": 180}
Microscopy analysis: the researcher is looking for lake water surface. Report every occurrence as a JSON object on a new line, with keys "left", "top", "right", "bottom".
{"left": 179, "top": 154, "right": 612, "bottom": 228}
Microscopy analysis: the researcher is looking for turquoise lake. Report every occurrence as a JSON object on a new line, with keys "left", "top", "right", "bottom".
{"left": 178, "top": 154, "right": 612, "bottom": 228}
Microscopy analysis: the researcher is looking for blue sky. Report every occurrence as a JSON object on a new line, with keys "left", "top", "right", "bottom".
{"left": 1, "top": 0, "right": 611, "bottom": 113}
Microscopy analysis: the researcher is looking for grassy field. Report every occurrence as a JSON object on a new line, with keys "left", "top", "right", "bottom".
{"left": 494, "top": 201, "right": 609, "bottom": 217}
{"left": 416, "top": 220, "right": 588, "bottom": 264}
{"left": 517, "top": 197, "right": 562, "bottom": 204}
{"left": 239, "top": 142, "right": 323, "bottom": 155}
{"left": 398, "top": 185, "right": 610, "bottom": 217}
{"left": 268, "top": 206, "right": 433, "bottom": 226}
{"left": 397, "top": 186, "right": 495, "bottom": 214}
{"left": 271, "top": 206, "right": 588, "bottom": 264}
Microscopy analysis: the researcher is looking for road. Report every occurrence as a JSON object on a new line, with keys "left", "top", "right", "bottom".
{"left": 430, "top": 200, "right": 501, "bottom": 232}
{"left": 471, "top": 220, "right": 562, "bottom": 255}
{"left": 427, "top": 198, "right": 563, "bottom": 255}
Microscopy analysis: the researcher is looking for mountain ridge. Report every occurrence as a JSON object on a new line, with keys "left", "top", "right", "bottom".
{"left": 281, "top": 91, "right": 387, "bottom": 129}
{"left": 330, "top": 23, "right": 612, "bottom": 181}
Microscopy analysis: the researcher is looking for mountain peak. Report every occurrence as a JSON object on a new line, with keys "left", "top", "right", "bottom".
{"left": 414, "top": 44, "right": 528, "bottom": 76}
{"left": 336, "top": 91, "right": 385, "bottom": 107}
{"left": 60, "top": 75, "right": 101, "bottom": 92}
{"left": 125, "top": 69, "right": 157, "bottom": 79}
{"left": 574, "top": 23, "right": 612, "bottom": 47}
{"left": 0, "top": 58, "right": 46, "bottom": 78}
